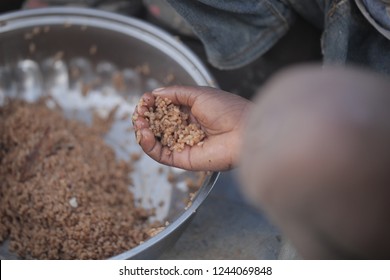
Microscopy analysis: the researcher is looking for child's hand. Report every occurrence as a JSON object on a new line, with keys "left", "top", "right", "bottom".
{"left": 133, "top": 86, "right": 253, "bottom": 171}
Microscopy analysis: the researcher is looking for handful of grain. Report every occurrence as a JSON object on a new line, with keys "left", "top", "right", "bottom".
{"left": 143, "top": 96, "right": 205, "bottom": 152}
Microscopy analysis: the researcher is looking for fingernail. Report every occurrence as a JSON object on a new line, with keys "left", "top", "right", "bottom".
{"left": 152, "top": 87, "right": 165, "bottom": 94}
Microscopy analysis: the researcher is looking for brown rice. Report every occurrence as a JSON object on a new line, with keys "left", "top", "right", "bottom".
{"left": 0, "top": 99, "right": 157, "bottom": 259}
{"left": 143, "top": 96, "right": 205, "bottom": 152}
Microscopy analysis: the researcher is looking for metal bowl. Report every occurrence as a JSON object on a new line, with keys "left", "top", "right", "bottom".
{"left": 0, "top": 7, "right": 219, "bottom": 259}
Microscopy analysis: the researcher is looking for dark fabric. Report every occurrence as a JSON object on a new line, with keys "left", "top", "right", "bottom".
{"left": 363, "top": 0, "right": 390, "bottom": 29}
{"left": 166, "top": 0, "right": 295, "bottom": 69}
{"left": 323, "top": 0, "right": 390, "bottom": 74}
{"left": 167, "top": 0, "right": 390, "bottom": 74}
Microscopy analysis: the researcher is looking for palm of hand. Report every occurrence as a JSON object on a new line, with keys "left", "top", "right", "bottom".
{"left": 133, "top": 86, "right": 252, "bottom": 171}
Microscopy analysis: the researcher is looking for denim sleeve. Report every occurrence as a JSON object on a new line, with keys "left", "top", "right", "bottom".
{"left": 322, "top": 0, "right": 390, "bottom": 74}
{"left": 166, "top": 0, "right": 295, "bottom": 70}
{"left": 362, "top": 0, "right": 390, "bottom": 30}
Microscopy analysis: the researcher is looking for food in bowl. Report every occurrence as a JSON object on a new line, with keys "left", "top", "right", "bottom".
{"left": 0, "top": 7, "right": 217, "bottom": 260}
{"left": 0, "top": 99, "right": 160, "bottom": 259}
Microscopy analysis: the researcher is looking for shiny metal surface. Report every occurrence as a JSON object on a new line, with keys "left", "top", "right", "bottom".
{"left": 0, "top": 7, "right": 218, "bottom": 259}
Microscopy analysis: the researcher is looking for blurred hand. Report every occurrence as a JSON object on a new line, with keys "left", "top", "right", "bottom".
{"left": 133, "top": 86, "right": 253, "bottom": 171}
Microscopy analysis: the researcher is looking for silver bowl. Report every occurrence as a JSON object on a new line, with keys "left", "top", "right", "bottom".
{"left": 0, "top": 7, "right": 219, "bottom": 259}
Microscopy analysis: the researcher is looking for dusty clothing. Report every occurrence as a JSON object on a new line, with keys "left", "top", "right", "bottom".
{"left": 166, "top": 0, "right": 390, "bottom": 73}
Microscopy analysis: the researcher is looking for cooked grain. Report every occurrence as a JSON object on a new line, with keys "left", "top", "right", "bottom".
{"left": 143, "top": 96, "right": 205, "bottom": 152}
{"left": 0, "top": 100, "right": 157, "bottom": 259}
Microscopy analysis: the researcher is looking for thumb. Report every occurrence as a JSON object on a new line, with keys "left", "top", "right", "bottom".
{"left": 152, "top": 85, "right": 218, "bottom": 107}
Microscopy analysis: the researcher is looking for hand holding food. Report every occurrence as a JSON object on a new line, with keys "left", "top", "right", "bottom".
{"left": 133, "top": 86, "right": 253, "bottom": 171}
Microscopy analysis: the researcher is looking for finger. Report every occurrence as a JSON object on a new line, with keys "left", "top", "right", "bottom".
{"left": 137, "top": 128, "right": 178, "bottom": 167}
{"left": 185, "top": 139, "right": 234, "bottom": 171}
{"left": 152, "top": 86, "right": 219, "bottom": 107}
{"left": 140, "top": 92, "right": 155, "bottom": 109}
{"left": 133, "top": 117, "right": 149, "bottom": 130}
{"left": 136, "top": 93, "right": 155, "bottom": 115}
{"left": 137, "top": 127, "right": 192, "bottom": 169}
{"left": 137, "top": 128, "right": 161, "bottom": 156}
{"left": 138, "top": 132, "right": 234, "bottom": 171}
{"left": 158, "top": 143, "right": 232, "bottom": 171}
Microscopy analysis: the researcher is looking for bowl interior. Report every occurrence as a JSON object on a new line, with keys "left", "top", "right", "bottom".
{"left": 0, "top": 8, "right": 218, "bottom": 259}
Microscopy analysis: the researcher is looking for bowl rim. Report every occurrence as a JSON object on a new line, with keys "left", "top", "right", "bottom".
{"left": 0, "top": 7, "right": 220, "bottom": 259}
{"left": 0, "top": 7, "right": 217, "bottom": 87}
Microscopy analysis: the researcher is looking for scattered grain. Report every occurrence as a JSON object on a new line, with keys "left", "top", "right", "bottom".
{"left": 135, "top": 63, "right": 150, "bottom": 76}
{"left": 81, "top": 83, "right": 91, "bottom": 97}
{"left": 53, "top": 51, "right": 64, "bottom": 61}
{"left": 63, "top": 21, "right": 72, "bottom": 28}
{"left": 167, "top": 171, "right": 176, "bottom": 183}
{"left": 112, "top": 72, "right": 126, "bottom": 92}
{"left": 89, "top": 45, "right": 98, "bottom": 55}
{"left": 130, "top": 153, "right": 141, "bottom": 162}
{"left": 24, "top": 32, "right": 33, "bottom": 40}
{"left": 163, "top": 73, "right": 175, "bottom": 84}
{"left": 32, "top": 27, "right": 41, "bottom": 35}
{"left": 146, "top": 227, "right": 165, "bottom": 237}
{"left": 29, "top": 43, "right": 35, "bottom": 54}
